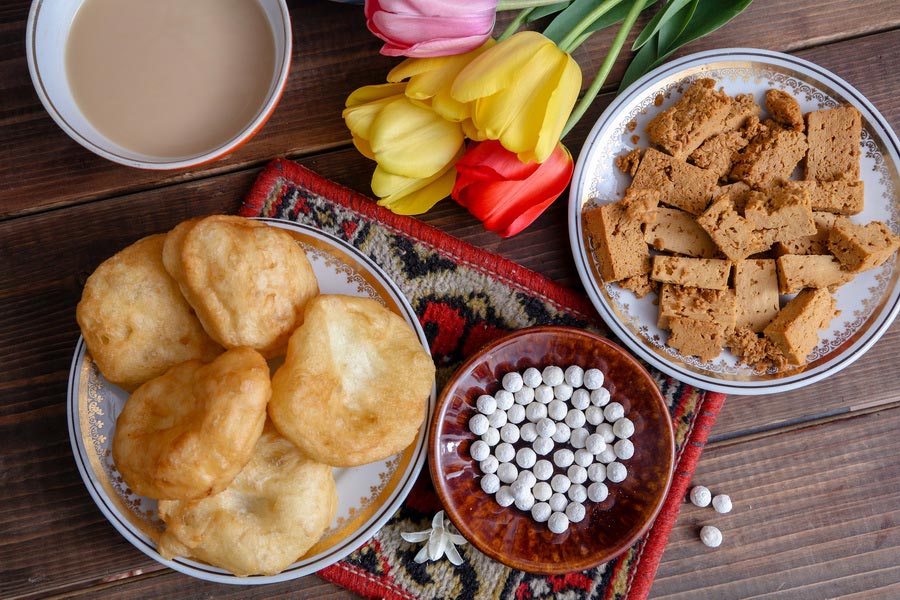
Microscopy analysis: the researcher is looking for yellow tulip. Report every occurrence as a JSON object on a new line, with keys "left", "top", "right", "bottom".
{"left": 450, "top": 31, "right": 581, "bottom": 164}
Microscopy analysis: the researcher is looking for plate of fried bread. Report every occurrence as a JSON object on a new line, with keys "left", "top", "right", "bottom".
{"left": 67, "top": 215, "right": 436, "bottom": 583}
{"left": 569, "top": 48, "right": 900, "bottom": 395}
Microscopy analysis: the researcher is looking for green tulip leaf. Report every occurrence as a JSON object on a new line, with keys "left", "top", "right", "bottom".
{"left": 632, "top": 0, "right": 691, "bottom": 50}
{"left": 543, "top": 0, "right": 626, "bottom": 45}
{"left": 657, "top": 0, "right": 698, "bottom": 50}
{"left": 583, "top": 0, "right": 658, "bottom": 34}
{"left": 527, "top": 1, "right": 572, "bottom": 22}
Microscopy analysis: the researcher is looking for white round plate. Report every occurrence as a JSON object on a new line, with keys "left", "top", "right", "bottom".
{"left": 569, "top": 48, "right": 900, "bottom": 395}
{"left": 67, "top": 219, "right": 436, "bottom": 583}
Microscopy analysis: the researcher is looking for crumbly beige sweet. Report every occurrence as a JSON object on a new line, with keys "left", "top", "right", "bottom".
{"left": 776, "top": 254, "right": 854, "bottom": 293}
{"left": 158, "top": 423, "right": 337, "bottom": 577}
{"left": 722, "top": 93, "right": 762, "bottom": 131}
{"left": 743, "top": 186, "right": 816, "bottom": 245}
{"left": 268, "top": 295, "right": 435, "bottom": 467}
{"left": 615, "top": 148, "right": 642, "bottom": 177}
{"left": 618, "top": 273, "right": 656, "bottom": 298}
{"left": 781, "top": 179, "right": 864, "bottom": 215}
{"left": 689, "top": 130, "right": 750, "bottom": 180}
{"left": 805, "top": 106, "right": 861, "bottom": 181}
{"left": 76, "top": 234, "right": 223, "bottom": 391}
{"left": 733, "top": 259, "right": 780, "bottom": 332}
{"left": 730, "top": 124, "right": 808, "bottom": 189}
{"left": 828, "top": 217, "right": 900, "bottom": 272}
{"left": 651, "top": 255, "right": 731, "bottom": 290}
{"left": 696, "top": 194, "right": 769, "bottom": 261}
{"left": 112, "top": 347, "right": 270, "bottom": 500}
{"left": 763, "top": 288, "right": 838, "bottom": 365}
{"left": 163, "top": 215, "right": 319, "bottom": 358}
{"left": 727, "top": 326, "right": 789, "bottom": 370}
{"left": 765, "top": 89, "right": 804, "bottom": 131}
{"left": 646, "top": 78, "right": 732, "bottom": 159}
{"left": 657, "top": 284, "right": 736, "bottom": 331}
{"left": 631, "top": 148, "right": 718, "bottom": 215}
{"left": 713, "top": 181, "right": 753, "bottom": 211}
{"left": 644, "top": 207, "right": 719, "bottom": 258}
{"left": 667, "top": 316, "right": 728, "bottom": 362}
{"left": 583, "top": 190, "right": 659, "bottom": 282}
{"left": 774, "top": 211, "right": 837, "bottom": 256}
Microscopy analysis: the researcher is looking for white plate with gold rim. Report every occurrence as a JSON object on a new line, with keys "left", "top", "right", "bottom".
{"left": 568, "top": 48, "right": 900, "bottom": 395}
{"left": 67, "top": 218, "right": 435, "bottom": 584}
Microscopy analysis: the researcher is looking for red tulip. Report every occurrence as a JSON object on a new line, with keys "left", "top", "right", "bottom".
{"left": 452, "top": 140, "right": 573, "bottom": 237}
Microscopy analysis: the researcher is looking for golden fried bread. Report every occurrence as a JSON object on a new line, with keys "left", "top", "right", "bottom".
{"left": 76, "top": 234, "right": 222, "bottom": 391}
{"left": 163, "top": 215, "right": 319, "bottom": 358}
{"left": 112, "top": 347, "right": 270, "bottom": 500}
{"left": 157, "top": 423, "right": 337, "bottom": 577}
{"left": 269, "top": 294, "right": 435, "bottom": 467}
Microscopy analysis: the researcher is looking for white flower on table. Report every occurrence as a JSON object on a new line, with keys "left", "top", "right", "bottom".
{"left": 400, "top": 510, "right": 467, "bottom": 565}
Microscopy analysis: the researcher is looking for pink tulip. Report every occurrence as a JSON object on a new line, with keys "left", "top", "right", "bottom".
{"left": 365, "top": 0, "right": 497, "bottom": 58}
{"left": 452, "top": 140, "right": 574, "bottom": 238}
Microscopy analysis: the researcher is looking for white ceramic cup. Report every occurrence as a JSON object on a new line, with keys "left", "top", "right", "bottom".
{"left": 26, "top": 0, "right": 292, "bottom": 170}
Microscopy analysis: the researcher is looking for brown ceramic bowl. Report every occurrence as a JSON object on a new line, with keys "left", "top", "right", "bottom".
{"left": 429, "top": 326, "right": 674, "bottom": 574}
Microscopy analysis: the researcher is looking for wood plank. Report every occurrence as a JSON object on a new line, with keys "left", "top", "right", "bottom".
{"left": 651, "top": 406, "right": 900, "bottom": 599}
{"left": 2, "top": 1, "right": 900, "bottom": 218}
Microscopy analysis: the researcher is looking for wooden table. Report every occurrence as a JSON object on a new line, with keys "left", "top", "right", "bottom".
{"left": 2, "top": 1, "right": 899, "bottom": 598}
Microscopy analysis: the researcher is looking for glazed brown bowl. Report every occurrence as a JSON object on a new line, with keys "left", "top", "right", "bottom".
{"left": 429, "top": 326, "right": 674, "bottom": 574}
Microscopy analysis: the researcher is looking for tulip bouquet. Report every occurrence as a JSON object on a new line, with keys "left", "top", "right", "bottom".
{"left": 344, "top": 0, "right": 752, "bottom": 237}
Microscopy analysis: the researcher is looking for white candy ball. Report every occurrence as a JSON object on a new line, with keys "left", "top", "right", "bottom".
{"left": 564, "top": 365, "right": 584, "bottom": 388}
{"left": 516, "top": 447, "right": 537, "bottom": 469}
{"left": 531, "top": 502, "right": 552, "bottom": 523}
{"left": 502, "top": 372, "right": 524, "bottom": 393}
{"left": 613, "top": 417, "right": 634, "bottom": 439}
{"left": 585, "top": 433, "right": 606, "bottom": 455}
{"left": 570, "top": 427, "right": 589, "bottom": 449}
{"left": 480, "top": 473, "right": 500, "bottom": 494}
{"left": 584, "top": 405, "right": 604, "bottom": 426}
{"left": 607, "top": 461, "right": 627, "bottom": 483}
{"left": 533, "top": 436, "right": 554, "bottom": 456}
{"left": 567, "top": 483, "right": 588, "bottom": 503}
{"left": 603, "top": 402, "right": 625, "bottom": 423}
{"left": 700, "top": 525, "right": 723, "bottom": 548}
{"left": 525, "top": 402, "right": 548, "bottom": 423}
{"left": 480, "top": 456, "right": 499, "bottom": 474}
{"left": 514, "top": 492, "right": 535, "bottom": 511}
{"left": 587, "top": 463, "right": 607, "bottom": 483}
{"left": 553, "top": 448, "right": 575, "bottom": 469}
{"left": 583, "top": 368, "right": 604, "bottom": 390}
{"left": 597, "top": 445, "right": 617, "bottom": 464}
{"left": 550, "top": 474, "right": 571, "bottom": 494}
{"left": 515, "top": 469, "right": 537, "bottom": 489}
{"left": 533, "top": 481, "right": 552, "bottom": 502}
{"left": 548, "top": 511, "right": 569, "bottom": 534}
{"left": 497, "top": 462, "right": 518, "bottom": 483}
{"left": 567, "top": 464, "right": 588, "bottom": 484}
{"left": 534, "top": 384, "right": 554, "bottom": 404}
{"left": 570, "top": 388, "right": 591, "bottom": 410}
{"left": 469, "top": 414, "right": 489, "bottom": 436}
{"left": 505, "top": 404, "right": 525, "bottom": 425}
{"left": 536, "top": 417, "right": 557, "bottom": 438}
{"left": 590, "top": 387, "right": 611, "bottom": 407}
{"left": 547, "top": 399, "right": 568, "bottom": 421}
{"left": 614, "top": 439, "right": 634, "bottom": 460}
{"left": 574, "top": 448, "right": 594, "bottom": 468}
{"left": 565, "top": 408, "right": 586, "bottom": 429}
{"left": 522, "top": 367, "right": 542, "bottom": 388}
{"left": 496, "top": 486, "right": 514, "bottom": 507}
{"left": 551, "top": 423, "right": 571, "bottom": 444}
{"left": 588, "top": 482, "right": 609, "bottom": 502}
{"left": 495, "top": 442, "right": 515, "bottom": 463}
{"left": 554, "top": 383, "right": 574, "bottom": 401}
{"left": 541, "top": 366, "right": 564, "bottom": 386}
{"left": 549, "top": 492, "right": 568, "bottom": 512}
{"left": 500, "top": 423, "right": 520, "bottom": 444}
{"left": 595, "top": 422, "right": 615, "bottom": 443}
{"left": 520, "top": 422, "right": 538, "bottom": 443}
{"left": 470, "top": 440, "right": 490, "bottom": 461}
{"left": 476, "top": 394, "right": 497, "bottom": 415}
{"left": 689, "top": 485, "right": 711, "bottom": 507}
{"left": 494, "top": 390, "right": 515, "bottom": 410}
{"left": 514, "top": 386, "right": 535, "bottom": 405}
{"left": 511, "top": 479, "right": 534, "bottom": 499}
{"left": 565, "top": 501, "right": 586, "bottom": 523}
{"left": 713, "top": 494, "right": 733, "bottom": 514}
{"left": 481, "top": 427, "right": 500, "bottom": 446}
{"left": 487, "top": 409, "right": 508, "bottom": 428}
{"left": 533, "top": 459, "right": 554, "bottom": 481}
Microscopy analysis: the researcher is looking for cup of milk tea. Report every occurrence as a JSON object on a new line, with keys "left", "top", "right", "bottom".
{"left": 26, "top": 0, "right": 292, "bottom": 170}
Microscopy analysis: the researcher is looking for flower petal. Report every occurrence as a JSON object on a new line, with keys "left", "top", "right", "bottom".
{"left": 375, "top": 162, "right": 457, "bottom": 215}
{"left": 413, "top": 545, "right": 429, "bottom": 563}
{"left": 345, "top": 83, "right": 407, "bottom": 109}
{"left": 445, "top": 541, "right": 464, "bottom": 565}
{"left": 451, "top": 31, "right": 551, "bottom": 102}
{"left": 369, "top": 99, "right": 463, "bottom": 178}
{"left": 528, "top": 53, "right": 581, "bottom": 164}
{"left": 401, "top": 530, "right": 432, "bottom": 543}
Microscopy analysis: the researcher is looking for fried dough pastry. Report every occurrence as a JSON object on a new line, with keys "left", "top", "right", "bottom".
{"left": 75, "top": 234, "right": 222, "bottom": 391}
{"left": 112, "top": 347, "right": 270, "bottom": 500}
{"left": 157, "top": 423, "right": 337, "bottom": 577}
{"left": 269, "top": 294, "right": 435, "bottom": 467}
{"left": 162, "top": 215, "right": 319, "bottom": 358}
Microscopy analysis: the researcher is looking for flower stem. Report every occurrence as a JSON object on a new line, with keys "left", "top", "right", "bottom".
{"left": 561, "top": 0, "right": 644, "bottom": 138}
{"left": 557, "top": 0, "right": 627, "bottom": 52}
{"left": 496, "top": 0, "right": 570, "bottom": 9}
{"left": 497, "top": 8, "right": 534, "bottom": 41}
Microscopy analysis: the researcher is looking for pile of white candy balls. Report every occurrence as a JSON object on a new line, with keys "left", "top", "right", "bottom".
{"left": 689, "top": 485, "right": 732, "bottom": 548}
{"left": 468, "top": 365, "right": 635, "bottom": 534}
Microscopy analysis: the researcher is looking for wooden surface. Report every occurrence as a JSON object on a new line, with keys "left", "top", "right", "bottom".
{"left": 1, "top": 0, "right": 899, "bottom": 598}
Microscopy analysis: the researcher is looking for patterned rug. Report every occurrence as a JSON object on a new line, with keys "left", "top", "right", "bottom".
{"left": 240, "top": 159, "right": 725, "bottom": 600}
